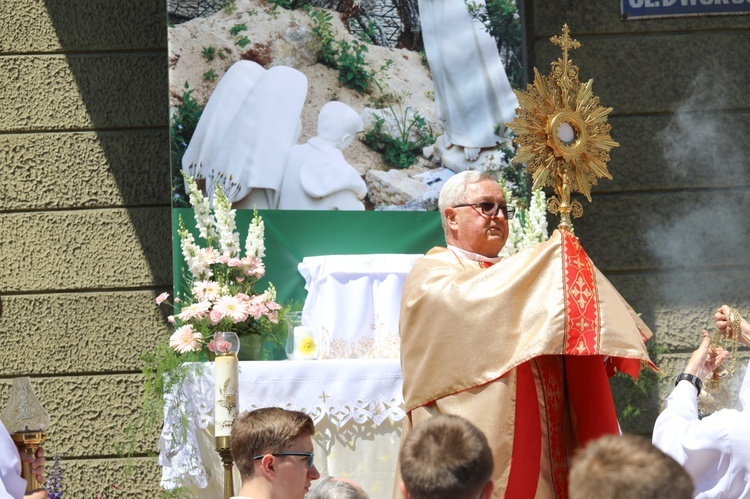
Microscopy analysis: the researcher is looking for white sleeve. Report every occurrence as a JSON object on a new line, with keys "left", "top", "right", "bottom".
{"left": 653, "top": 381, "right": 731, "bottom": 487}
{"left": 0, "top": 424, "right": 25, "bottom": 499}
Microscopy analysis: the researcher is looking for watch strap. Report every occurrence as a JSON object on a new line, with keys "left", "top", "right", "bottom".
{"left": 675, "top": 372, "right": 702, "bottom": 396}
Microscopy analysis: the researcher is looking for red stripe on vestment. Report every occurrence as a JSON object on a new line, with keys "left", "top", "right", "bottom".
{"left": 566, "top": 355, "right": 620, "bottom": 445}
{"left": 561, "top": 231, "right": 600, "bottom": 355}
{"left": 505, "top": 361, "right": 541, "bottom": 498}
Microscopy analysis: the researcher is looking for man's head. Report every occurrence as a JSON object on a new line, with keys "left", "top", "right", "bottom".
{"left": 231, "top": 407, "right": 320, "bottom": 499}
{"left": 399, "top": 415, "right": 494, "bottom": 499}
{"left": 306, "top": 476, "right": 370, "bottom": 499}
{"left": 317, "top": 101, "right": 364, "bottom": 150}
{"left": 569, "top": 434, "right": 693, "bottom": 499}
{"left": 438, "top": 171, "right": 509, "bottom": 258}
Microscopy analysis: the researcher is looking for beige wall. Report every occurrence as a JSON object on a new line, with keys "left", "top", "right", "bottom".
{"left": 525, "top": 1, "right": 750, "bottom": 432}
{"left": 1, "top": 0, "right": 169, "bottom": 496}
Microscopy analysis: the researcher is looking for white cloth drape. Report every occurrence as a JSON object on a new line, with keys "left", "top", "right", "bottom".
{"left": 0, "top": 423, "right": 24, "bottom": 499}
{"left": 298, "top": 254, "right": 421, "bottom": 359}
{"left": 653, "top": 366, "right": 750, "bottom": 498}
{"left": 159, "top": 359, "right": 405, "bottom": 498}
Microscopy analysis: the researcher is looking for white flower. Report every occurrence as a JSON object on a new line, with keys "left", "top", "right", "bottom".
{"left": 169, "top": 325, "right": 203, "bottom": 353}
{"left": 245, "top": 210, "right": 265, "bottom": 259}
{"left": 213, "top": 184, "right": 240, "bottom": 257}
{"left": 185, "top": 174, "right": 216, "bottom": 241}
{"left": 213, "top": 295, "right": 248, "bottom": 323}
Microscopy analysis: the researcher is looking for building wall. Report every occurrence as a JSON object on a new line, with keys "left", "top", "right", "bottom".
{"left": 1, "top": 0, "right": 169, "bottom": 496}
{"left": 525, "top": 0, "right": 750, "bottom": 432}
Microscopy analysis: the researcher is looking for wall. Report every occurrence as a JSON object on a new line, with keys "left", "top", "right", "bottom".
{"left": 0, "top": 0, "right": 169, "bottom": 496}
{"left": 525, "top": 0, "right": 750, "bottom": 432}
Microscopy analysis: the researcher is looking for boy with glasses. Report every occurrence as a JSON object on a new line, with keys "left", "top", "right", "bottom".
{"left": 230, "top": 407, "right": 320, "bottom": 499}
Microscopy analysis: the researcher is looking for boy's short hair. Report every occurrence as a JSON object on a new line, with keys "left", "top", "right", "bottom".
{"left": 569, "top": 434, "right": 694, "bottom": 499}
{"left": 400, "top": 414, "right": 493, "bottom": 499}
{"left": 230, "top": 407, "right": 315, "bottom": 477}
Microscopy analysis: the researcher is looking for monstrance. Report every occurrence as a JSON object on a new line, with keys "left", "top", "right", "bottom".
{"left": 506, "top": 24, "right": 619, "bottom": 230}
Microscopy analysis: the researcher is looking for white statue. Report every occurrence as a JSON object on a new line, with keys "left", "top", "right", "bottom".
{"left": 278, "top": 101, "right": 368, "bottom": 211}
{"left": 181, "top": 60, "right": 266, "bottom": 180}
{"left": 215, "top": 66, "right": 307, "bottom": 209}
{"left": 419, "top": 0, "right": 518, "bottom": 164}
{"left": 182, "top": 62, "right": 308, "bottom": 209}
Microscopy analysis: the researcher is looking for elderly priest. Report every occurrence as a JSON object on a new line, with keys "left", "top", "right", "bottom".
{"left": 395, "top": 171, "right": 655, "bottom": 498}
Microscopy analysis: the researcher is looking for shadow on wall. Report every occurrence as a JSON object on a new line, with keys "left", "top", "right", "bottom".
{"left": 41, "top": 0, "right": 172, "bottom": 287}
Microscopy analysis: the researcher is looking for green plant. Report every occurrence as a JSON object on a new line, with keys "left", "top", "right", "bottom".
{"left": 308, "top": 8, "right": 339, "bottom": 68}
{"left": 361, "top": 72, "right": 436, "bottom": 169}
{"left": 202, "top": 68, "right": 218, "bottom": 82}
{"left": 222, "top": 0, "right": 237, "bottom": 14}
{"left": 229, "top": 23, "right": 247, "bottom": 36}
{"left": 466, "top": 0, "right": 523, "bottom": 89}
{"left": 170, "top": 83, "right": 204, "bottom": 207}
{"left": 611, "top": 339, "right": 668, "bottom": 433}
{"left": 236, "top": 35, "right": 251, "bottom": 47}
{"left": 336, "top": 39, "right": 372, "bottom": 93}
{"left": 362, "top": 109, "right": 436, "bottom": 169}
{"left": 201, "top": 46, "right": 217, "bottom": 62}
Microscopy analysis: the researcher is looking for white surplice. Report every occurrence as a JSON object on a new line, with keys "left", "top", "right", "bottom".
{"left": 0, "top": 423, "right": 25, "bottom": 499}
{"left": 653, "top": 366, "right": 750, "bottom": 498}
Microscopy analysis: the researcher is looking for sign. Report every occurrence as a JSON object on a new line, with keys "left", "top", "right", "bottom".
{"left": 622, "top": 0, "right": 750, "bottom": 20}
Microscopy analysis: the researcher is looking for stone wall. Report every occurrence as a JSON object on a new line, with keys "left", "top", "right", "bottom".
{"left": 525, "top": 0, "right": 750, "bottom": 433}
{"left": 0, "top": 0, "right": 169, "bottom": 496}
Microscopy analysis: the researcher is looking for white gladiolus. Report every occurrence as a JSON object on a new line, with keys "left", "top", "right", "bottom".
{"left": 213, "top": 185, "right": 240, "bottom": 257}
{"left": 245, "top": 210, "right": 266, "bottom": 259}
{"left": 184, "top": 174, "right": 216, "bottom": 241}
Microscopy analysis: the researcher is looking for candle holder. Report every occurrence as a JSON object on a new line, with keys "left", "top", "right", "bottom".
{"left": 1, "top": 377, "right": 51, "bottom": 494}
{"left": 215, "top": 435, "right": 235, "bottom": 499}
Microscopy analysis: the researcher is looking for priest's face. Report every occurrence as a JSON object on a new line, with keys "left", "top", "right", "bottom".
{"left": 447, "top": 179, "right": 509, "bottom": 257}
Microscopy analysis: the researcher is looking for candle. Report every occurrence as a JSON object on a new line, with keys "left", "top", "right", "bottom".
{"left": 294, "top": 326, "right": 317, "bottom": 360}
{"left": 214, "top": 332, "right": 240, "bottom": 438}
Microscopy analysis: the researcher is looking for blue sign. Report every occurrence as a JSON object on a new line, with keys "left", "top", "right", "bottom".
{"left": 622, "top": 0, "right": 750, "bottom": 20}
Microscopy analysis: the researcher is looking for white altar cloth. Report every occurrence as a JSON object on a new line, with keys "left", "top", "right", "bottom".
{"left": 298, "top": 254, "right": 421, "bottom": 359}
{"left": 159, "top": 359, "right": 405, "bottom": 498}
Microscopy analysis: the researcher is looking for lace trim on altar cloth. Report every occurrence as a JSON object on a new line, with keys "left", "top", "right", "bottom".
{"left": 317, "top": 318, "right": 400, "bottom": 359}
{"left": 159, "top": 361, "right": 405, "bottom": 490}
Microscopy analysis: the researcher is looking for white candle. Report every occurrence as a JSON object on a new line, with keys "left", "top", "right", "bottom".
{"left": 214, "top": 354, "right": 239, "bottom": 437}
{"left": 294, "top": 326, "right": 317, "bottom": 360}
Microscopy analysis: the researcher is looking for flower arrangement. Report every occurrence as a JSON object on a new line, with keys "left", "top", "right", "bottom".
{"left": 156, "top": 173, "right": 282, "bottom": 356}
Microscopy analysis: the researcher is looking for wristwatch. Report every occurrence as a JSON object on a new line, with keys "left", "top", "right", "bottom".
{"left": 675, "top": 372, "right": 702, "bottom": 396}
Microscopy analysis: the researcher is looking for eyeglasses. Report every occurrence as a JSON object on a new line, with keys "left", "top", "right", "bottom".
{"left": 253, "top": 452, "right": 315, "bottom": 469}
{"left": 453, "top": 202, "right": 515, "bottom": 220}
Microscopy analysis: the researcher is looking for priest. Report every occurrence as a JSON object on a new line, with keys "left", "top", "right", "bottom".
{"left": 395, "top": 171, "right": 656, "bottom": 498}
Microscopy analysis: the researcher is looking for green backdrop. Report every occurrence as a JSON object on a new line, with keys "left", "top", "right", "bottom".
{"left": 172, "top": 209, "right": 445, "bottom": 304}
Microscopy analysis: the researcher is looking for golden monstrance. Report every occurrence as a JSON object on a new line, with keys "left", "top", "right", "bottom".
{"left": 506, "top": 24, "right": 619, "bottom": 230}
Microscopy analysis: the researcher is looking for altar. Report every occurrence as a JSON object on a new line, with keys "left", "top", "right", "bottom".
{"left": 158, "top": 358, "right": 405, "bottom": 498}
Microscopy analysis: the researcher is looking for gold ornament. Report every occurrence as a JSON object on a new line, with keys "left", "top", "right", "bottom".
{"left": 699, "top": 307, "right": 743, "bottom": 417}
{"left": 506, "top": 24, "right": 619, "bottom": 230}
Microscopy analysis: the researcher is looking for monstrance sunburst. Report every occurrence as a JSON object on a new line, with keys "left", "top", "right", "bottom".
{"left": 506, "top": 24, "right": 619, "bottom": 230}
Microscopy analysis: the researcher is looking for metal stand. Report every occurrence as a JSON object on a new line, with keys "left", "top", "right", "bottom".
{"left": 11, "top": 431, "right": 47, "bottom": 493}
{"left": 216, "top": 436, "right": 234, "bottom": 499}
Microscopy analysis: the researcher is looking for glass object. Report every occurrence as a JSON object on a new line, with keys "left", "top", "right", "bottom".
{"left": 0, "top": 377, "right": 50, "bottom": 433}
{"left": 212, "top": 331, "right": 241, "bottom": 355}
{"left": 285, "top": 311, "right": 303, "bottom": 360}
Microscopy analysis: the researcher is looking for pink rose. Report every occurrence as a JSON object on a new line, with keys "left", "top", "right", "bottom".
{"left": 155, "top": 292, "right": 169, "bottom": 305}
{"left": 208, "top": 339, "right": 232, "bottom": 353}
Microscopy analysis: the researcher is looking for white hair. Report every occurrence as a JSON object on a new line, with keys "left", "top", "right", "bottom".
{"left": 437, "top": 171, "right": 497, "bottom": 235}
